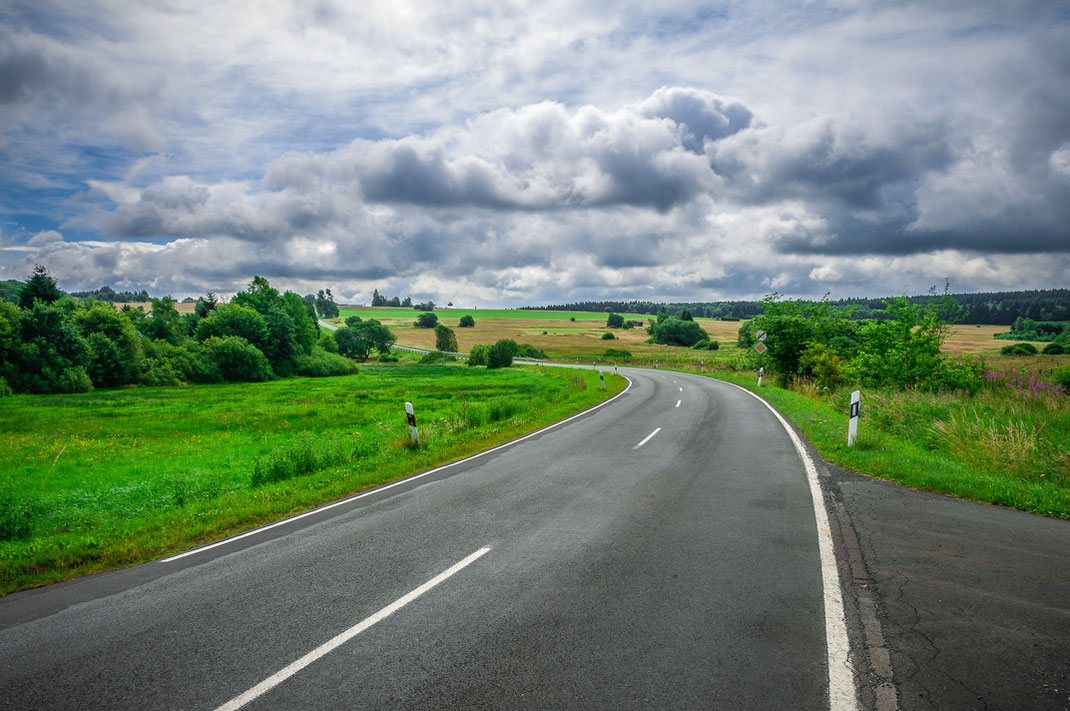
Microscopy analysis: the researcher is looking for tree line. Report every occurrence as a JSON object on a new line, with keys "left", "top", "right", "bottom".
{"left": 0, "top": 267, "right": 367, "bottom": 395}
{"left": 527, "top": 289, "right": 1070, "bottom": 325}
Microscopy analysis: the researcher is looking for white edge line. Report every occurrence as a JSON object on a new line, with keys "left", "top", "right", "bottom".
{"left": 214, "top": 546, "right": 492, "bottom": 711}
{"left": 161, "top": 374, "right": 633, "bottom": 563}
{"left": 719, "top": 379, "right": 857, "bottom": 711}
{"left": 633, "top": 427, "right": 661, "bottom": 449}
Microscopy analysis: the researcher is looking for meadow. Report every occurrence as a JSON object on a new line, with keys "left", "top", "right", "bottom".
{"left": 0, "top": 365, "right": 624, "bottom": 593}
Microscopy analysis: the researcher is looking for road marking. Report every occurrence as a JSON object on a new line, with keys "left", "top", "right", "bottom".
{"left": 633, "top": 427, "right": 661, "bottom": 449}
{"left": 214, "top": 547, "right": 492, "bottom": 711}
{"left": 675, "top": 400, "right": 681, "bottom": 408}
{"left": 162, "top": 376, "right": 633, "bottom": 563}
{"left": 678, "top": 386, "right": 683, "bottom": 392}
{"left": 721, "top": 380, "right": 858, "bottom": 711}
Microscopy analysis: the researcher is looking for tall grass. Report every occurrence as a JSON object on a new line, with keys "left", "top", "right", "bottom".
{"left": 709, "top": 368, "right": 1070, "bottom": 519}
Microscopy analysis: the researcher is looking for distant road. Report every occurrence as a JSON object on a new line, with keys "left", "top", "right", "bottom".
{"left": 0, "top": 367, "right": 851, "bottom": 709}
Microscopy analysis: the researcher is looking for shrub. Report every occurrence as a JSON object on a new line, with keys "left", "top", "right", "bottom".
{"left": 606, "top": 313, "right": 624, "bottom": 328}
{"left": 1054, "top": 367, "right": 1070, "bottom": 390}
{"left": 202, "top": 336, "right": 274, "bottom": 382}
{"left": 467, "top": 343, "right": 490, "bottom": 366}
{"left": 799, "top": 343, "right": 842, "bottom": 389}
{"left": 458, "top": 315, "right": 475, "bottom": 328}
{"left": 1001, "top": 343, "right": 1038, "bottom": 356}
{"left": 603, "top": 348, "right": 631, "bottom": 358}
{"left": 569, "top": 317, "right": 576, "bottom": 322}
{"left": 1042, "top": 343, "right": 1064, "bottom": 355}
{"left": 515, "top": 343, "right": 546, "bottom": 359}
{"left": 602, "top": 332, "right": 615, "bottom": 340}
{"left": 487, "top": 339, "right": 518, "bottom": 369}
{"left": 414, "top": 312, "right": 439, "bottom": 328}
{"left": 293, "top": 348, "right": 359, "bottom": 377}
{"left": 378, "top": 353, "right": 399, "bottom": 362}
{"left": 692, "top": 339, "right": 719, "bottom": 350}
{"left": 0, "top": 376, "right": 12, "bottom": 397}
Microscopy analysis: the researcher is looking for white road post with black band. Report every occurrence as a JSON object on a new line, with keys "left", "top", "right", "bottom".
{"left": 405, "top": 401, "right": 419, "bottom": 447}
{"left": 848, "top": 390, "right": 861, "bottom": 446}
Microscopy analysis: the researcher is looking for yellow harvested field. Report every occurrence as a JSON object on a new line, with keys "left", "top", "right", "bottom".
{"left": 112, "top": 301, "right": 197, "bottom": 315}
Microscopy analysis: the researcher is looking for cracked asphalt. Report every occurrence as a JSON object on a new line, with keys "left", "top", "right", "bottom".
{"left": 825, "top": 463, "right": 1070, "bottom": 711}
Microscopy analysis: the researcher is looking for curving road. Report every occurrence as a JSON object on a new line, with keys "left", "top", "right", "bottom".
{"left": 0, "top": 368, "right": 854, "bottom": 710}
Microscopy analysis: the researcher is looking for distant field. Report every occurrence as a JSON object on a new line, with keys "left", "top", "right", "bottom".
{"left": 335, "top": 307, "right": 1064, "bottom": 373}
{"left": 335, "top": 306, "right": 744, "bottom": 366}
{"left": 0, "top": 365, "right": 624, "bottom": 594}
{"left": 111, "top": 300, "right": 197, "bottom": 315}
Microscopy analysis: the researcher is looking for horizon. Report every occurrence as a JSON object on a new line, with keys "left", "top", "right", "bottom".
{"left": 2, "top": 2, "right": 1068, "bottom": 304}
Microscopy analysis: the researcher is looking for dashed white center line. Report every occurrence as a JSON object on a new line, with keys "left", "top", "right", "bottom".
{"left": 675, "top": 400, "right": 681, "bottom": 408}
{"left": 214, "top": 547, "right": 492, "bottom": 711}
{"left": 633, "top": 427, "right": 661, "bottom": 449}
{"left": 678, "top": 386, "right": 683, "bottom": 392}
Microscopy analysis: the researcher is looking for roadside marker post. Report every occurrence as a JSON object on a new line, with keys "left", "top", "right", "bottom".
{"left": 848, "top": 390, "right": 861, "bottom": 446}
{"left": 405, "top": 401, "right": 419, "bottom": 447}
{"left": 758, "top": 366, "right": 764, "bottom": 387}
{"left": 754, "top": 336, "right": 767, "bottom": 386}
{"left": 599, "top": 370, "right": 606, "bottom": 391}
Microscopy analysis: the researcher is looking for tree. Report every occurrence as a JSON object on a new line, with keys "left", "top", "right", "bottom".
{"left": 458, "top": 314, "right": 475, "bottom": 328}
{"left": 435, "top": 324, "right": 458, "bottom": 352}
{"left": 15, "top": 300, "right": 93, "bottom": 393}
{"left": 19, "top": 265, "right": 63, "bottom": 309}
{"left": 414, "top": 312, "right": 439, "bottom": 328}
{"left": 606, "top": 313, "right": 624, "bottom": 328}
{"left": 371, "top": 289, "right": 384, "bottom": 307}
{"left": 142, "top": 297, "right": 185, "bottom": 344}
{"left": 413, "top": 300, "right": 436, "bottom": 312}
{"left": 315, "top": 289, "right": 339, "bottom": 318}
{"left": 195, "top": 304, "right": 271, "bottom": 354}
{"left": 650, "top": 318, "right": 708, "bottom": 347}
{"left": 194, "top": 292, "right": 218, "bottom": 320}
{"left": 680, "top": 310, "right": 694, "bottom": 321}
{"left": 334, "top": 319, "right": 395, "bottom": 360}
{"left": 72, "top": 299, "right": 144, "bottom": 387}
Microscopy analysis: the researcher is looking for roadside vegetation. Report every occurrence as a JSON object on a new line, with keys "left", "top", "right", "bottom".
{"left": 0, "top": 365, "right": 624, "bottom": 594}
{"left": 0, "top": 268, "right": 358, "bottom": 396}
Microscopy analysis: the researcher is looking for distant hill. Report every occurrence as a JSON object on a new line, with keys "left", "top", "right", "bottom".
{"left": 524, "top": 289, "right": 1070, "bottom": 325}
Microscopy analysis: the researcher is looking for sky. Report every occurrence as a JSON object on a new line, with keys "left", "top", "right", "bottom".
{"left": 1, "top": 1, "right": 1068, "bottom": 306}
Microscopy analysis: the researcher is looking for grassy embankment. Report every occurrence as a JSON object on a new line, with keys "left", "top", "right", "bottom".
{"left": 0, "top": 365, "right": 624, "bottom": 594}
{"left": 354, "top": 306, "right": 1070, "bottom": 519}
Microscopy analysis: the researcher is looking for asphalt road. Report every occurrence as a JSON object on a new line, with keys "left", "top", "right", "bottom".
{"left": 0, "top": 368, "right": 845, "bottom": 710}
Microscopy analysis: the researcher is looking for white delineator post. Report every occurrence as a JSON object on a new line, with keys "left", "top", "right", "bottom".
{"left": 848, "top": 390, "right": 861, "bottom": 446}
{"left": 599, "top": 370, "right": 606, "bottom": 391}
{"left": 405, "top": 401, "right": 419, "bottom": 447}
{"left": 758, "top": 366, "right": 764, "bottom": 387}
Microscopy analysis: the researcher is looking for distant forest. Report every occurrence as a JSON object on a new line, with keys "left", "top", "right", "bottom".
{"left": 524, "top": 289, "right": 1070, "bottom": 325}
{"left": 3, "top": 278, "right": 1067, "bottom": 326}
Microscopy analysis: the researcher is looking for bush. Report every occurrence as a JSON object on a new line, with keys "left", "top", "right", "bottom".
{"left": 458, "top": 315, "right": 475, "bottom": 328}
{"left": 414, "top": 312, "right": 439, "bottom": 328}
{"left": 0, "top": 376, "right": 12, "bottom": 397}
{"left": 1042, "top": 342, "right": 1064, "bottom": 355}
{"left": 1054, "top": 367, "right": 1070, "bottom": 390}
{"left": 601, "top": 332, "right": 615, "bottom": 340}
{"left": 293, "top": 348, "right": 359, "bottom": 377}
{"left": 1001, "top": 342, "right": 1038, "bottom": 356}
{"left": 487, "top": 339, "right": 518, "bottom": 369}
{"left": 692, "top": 339, "right": 719, "bottom": 350}
{"left": 603, "top": 348, "right": 631, "bottom": 358}
{"left": 606, "top": 313, "right": 624, "bottom": 328}
{"left": 515, "top": 343, "right": 546, "bottom": 359}
{"left": 467, "top": 343, "right": 490, "bottom": 366}
{"left": 202, "top": 336, "right": 274, "bottom": 382}
{"left": 378, "top": 353, "right": 399, "bottom": 362}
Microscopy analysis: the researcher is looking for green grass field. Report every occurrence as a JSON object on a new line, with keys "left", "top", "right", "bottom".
{"left": 0, "top": 365, "right": 625, "bottom": 594}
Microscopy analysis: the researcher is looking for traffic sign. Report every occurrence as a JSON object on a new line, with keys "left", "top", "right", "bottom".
{"left": 755, "top": 330, "right": 767, "bottom": 342}
{"left": 754, "top": 342, "right": 767, "bottom": 355}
